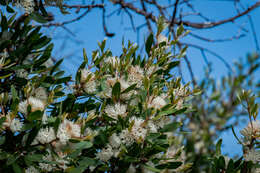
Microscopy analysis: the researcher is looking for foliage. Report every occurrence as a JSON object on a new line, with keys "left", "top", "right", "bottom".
{"left": 0, "top": 2, "right": 260, "bottom": 173}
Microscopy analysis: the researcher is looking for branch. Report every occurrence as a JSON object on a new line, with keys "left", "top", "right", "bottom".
{"left": 189, "top": 32, "right": 246, "bottom": 43}
{"left": 102, "top": 0, "right": 115, "bottom": 37}
{"left": 181, "top": 42, "right": 233, "bottom": 72}
{"left": 180, "top": 2, "right": 260, "bottom": 29}
{"left": 169, "top": 0, "right": 180, "bottom": 29}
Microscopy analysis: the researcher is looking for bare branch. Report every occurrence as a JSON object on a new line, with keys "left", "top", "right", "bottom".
{"left": 102, "top": 0, "right": 115, "bottom": 37}
{"left": 181, "top": 42, "right": 233, "bottom": 72}
{"left": 189, "top": 32, "right": 246, "bottom": 43}
{"left": 169, "top": 0, "right": 180, "bottom": 29}
{"left": 181, "top": 2, "right": 260, "bottom": 29}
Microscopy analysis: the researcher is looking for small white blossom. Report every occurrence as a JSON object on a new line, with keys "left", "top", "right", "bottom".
{"left": 109, "top": 133, "right": 122, "bottom": 148}
{"left": 42, "top": 113, "right": 48, "bottom": 124}
{"left": 104, "top": 103, "right": 127, "bottom": 120}
{"left": 34, "top": 127, "right": 56, "bottom": 144}
{"left": 83, "top": 81, "right": 97, "bottom": 94}
{"left": 84, "top": 128, "right": 98, "bottom": 141}
{"left": 2, "top": 112, "right": 12, "bottom": 129}
{"left": 173, "top": 86, "right": 187, "bottom": 109}
{"left": 57, "top": 119, "right": 81, "bottom": 144}
{"left": 96, "top": 145, "right": 114, "bottom": 162}
{"left": 148, "top": 96, "right": 167, "bottom": 109}
{"left": 128, "top": 66, "right": 144, "bottom": 87}
{"left": 105, "top": 56, "right": 120, "bottom": 68}
{"left": 129, "top": 117, "right": 147, "bottom": 142}
{"left": 158, "top": 34, "right": 168, "bottom": 44}
{"left": 80, "top": 69, "right": 93, "bottom": 83}
{"left": 240, "top": 120, "right": 260, "bottom": 144}
{"left": 244, "top": 148, "right": 260, "bottom": 164}
{"left": 19, "top": 97, "right": 45, "bottom": 115}
{"left": 16, "top": 69, "right": 28, "bottom": 78}
{"left": 39, "top": 152, "right": 55, "bottom": 172}
{"left": 56, "top": 152, "right": 69, "bottom": 170}
{"left": 126, "top": 164, "right": 136, "bottom": 173}
{"left": 81, "top": 69, "right": 97, "bottom": 93}
{"left": 147, "top": 120, "right": 158, "bottom": 133}
{"left": 34, "top": 87, "right": 48, "bottom": 102}
{"left": 25, "top": 166, "right": 39, "bottom": 173}
{"left": 119, "top": 129, "right": 134, "bottom": 146}
{"left": 16, "top": 0, "right": 35, "bottom": 14}
{"left": 146, "top": 65, "right": 158, "bottom": 76}
{"left": 10, "top": 119, "right": 23, "bottom": 132}
{"left": 43, "top": 58, "right": 54, "bottom": 68}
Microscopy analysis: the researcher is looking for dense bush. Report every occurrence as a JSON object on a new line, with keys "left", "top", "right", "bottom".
{"left": 0, "top": 1, "right": 259, "bottom": 173}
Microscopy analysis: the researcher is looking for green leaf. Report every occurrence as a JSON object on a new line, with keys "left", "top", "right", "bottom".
{"left": 215, "top": 139, "right": 222, "bottom": 157}
{"left": 226, "top": 159, "right": 234, "bottom": 172}
{"left": 122, "top": 84, "right": 136, "bottom": 94}
{"left": 156, "top": 162, "right": 182, "bottom": 169}
{"left": 1, "top": 15, "right": 8, "bottom": 31}
{"left": 155, "top": 108, "right": 186, "bottom": 120}
{"left": 160, "top": 122, "right": 182, "bottom": 132}
{"left": 12, "top": 162, "right": 22, "bottom": 173}
{"left": 83, "top": 48, "right": 88, "bottom": 63}
{"left": 25, "top": 154, "right": 43, "bottom": 162}
{"left": 55, "top": 76, "right": 71, "bottom": 84}
{"left": 177, "top": 23, "right": 184, "bottom": 37}
{"left": 0, "top": 73, "right": 12, "bottom": 79}
{"left": 73, "top": 141, "right": 93, "bottom": 150}
{"left": 6, "top": 5, "right": 15, "bottom": 13}
{"left": 145, "top": 33, "right": 154, "bottom": 55}
{"left": 30, "top": 12, "right": 48, "bottom": 23}
{"left": 7, "top": 155, "right": 18, "bottom": 165}
{"left": 27, "top": 110, "right": 43, "bottom": 121}
{"left": 0, "top": 136, "right": 5, "bottom": 145}
{"left": 11, "top": 85, "right": 18, "bottom": 101}
{"left": 112, "top": 82, "right": 121, "bottom": 100}
{"left": 143, "top": 164, "right": 161, "bottom": 173}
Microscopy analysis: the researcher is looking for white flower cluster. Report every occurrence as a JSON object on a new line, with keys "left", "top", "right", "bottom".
{"left": 105, "top": 56, "right": 120, "bottom": 68}
{"left": 19, "top": 97, "right": 45, "bottom": 115}
{"left": 1, "top": 113, "right": 23, "bottom": 132}
{"left": 32, "top": 127, "right": 56, "bottom": 145}
{"left": 240, "top": 120, "right": 260, "bottom": 145}
{"left": 96, "top": 133, "right": 122, "bottom": 162}
{"left": 104, "top": 103, "right": 127, "bottom": 120}
{"left": 25, "top": 166, "right": 39, "bottom": 173}
{"left": 16, "top": 0, "right": 35, "bottom": 14}
{"left": 80, "top": 69, "right": 97, "bottom": 94}
{"left": 243, "top": 148, "right": 260, "bottom": 164}
{"left": 173, "top": 86, "right": 187, "bottom": 109}
{"left": 57, "top": 119, "right": 81, "bottom": 144}
{"left": 147, "top": 95, "right": 167, "bottom": 110}
{"left": 240, "top": 120, "right": 260, "bottom": 164}
{"left": 128, "top": 65, "right": 144, "bottom": 87}
{"left": 128, "top": 116, "right": 148, "bottom": 142}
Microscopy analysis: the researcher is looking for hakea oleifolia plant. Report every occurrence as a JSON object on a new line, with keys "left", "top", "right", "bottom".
{"left": 1, "top": 3, "right": 259, "bottom": 173}
{"left": 0, "top": 10, "right": 201, "bottom": 172}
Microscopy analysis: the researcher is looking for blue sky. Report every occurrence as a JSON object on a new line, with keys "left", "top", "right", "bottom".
{"left": 42, "top": 0, "right": 260, "bottom": 157}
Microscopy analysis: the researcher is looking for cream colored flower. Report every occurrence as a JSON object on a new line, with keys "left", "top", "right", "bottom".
{"left": 104, "top": 103, "right": 127, "bottom": 120}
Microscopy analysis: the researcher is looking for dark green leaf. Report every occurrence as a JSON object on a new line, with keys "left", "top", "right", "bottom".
{"left": 112, "top": 82, "right": 121, "bottom": 100}
{"left": 27, "top": 110, "right": 43, "bottom": 121}
{"left": 215, "top": 139, "right": 222, "bottom": 157}
{"left": 145, "top": 33, "right": 154, "bottom": 55}
{"left": 160, "top": 122, "right": 182, "bottom": 132}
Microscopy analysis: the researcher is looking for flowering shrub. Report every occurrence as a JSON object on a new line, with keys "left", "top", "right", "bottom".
{"left": 0, "top": 1, "right": 259, "bottom": 173}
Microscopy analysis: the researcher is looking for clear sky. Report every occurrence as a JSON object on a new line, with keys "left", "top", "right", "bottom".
{"left": 42, "top": 0, "right": 260, "bottom": 157}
